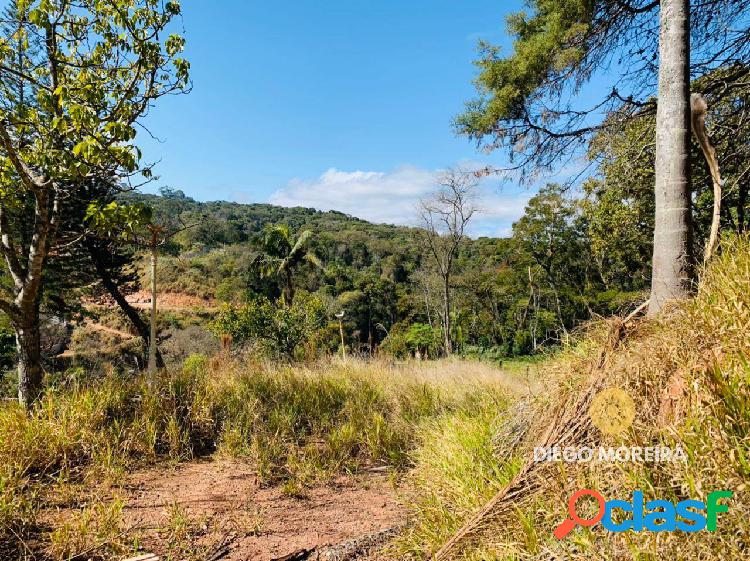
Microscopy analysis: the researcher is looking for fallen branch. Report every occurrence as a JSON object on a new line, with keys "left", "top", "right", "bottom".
{"left": 623, "top": 299, "right": 650, "bottom": 325}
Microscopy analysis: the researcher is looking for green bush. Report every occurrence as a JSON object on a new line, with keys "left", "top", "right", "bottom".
{"left": 210, "top": 292, "right": 326, "bottom": 359}
{"left": 381, "top": 322, "right": 442, "bottom": 359}
{"left": 461, "top": 344, "right": 506, "bottom": 364}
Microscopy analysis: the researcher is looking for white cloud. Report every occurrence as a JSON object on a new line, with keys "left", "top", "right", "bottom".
{"left": 269, "top": 166, "right": 433, "bottom": 225}
{"left": 267, "top": 165, "right": 533, "bottom": 237}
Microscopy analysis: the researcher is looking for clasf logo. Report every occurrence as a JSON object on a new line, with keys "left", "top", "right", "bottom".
{"left": 554, "top": 489, "right": 733, "bottom": 539}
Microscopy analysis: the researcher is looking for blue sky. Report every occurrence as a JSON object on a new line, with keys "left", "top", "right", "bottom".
{"left": 138, "top": 0, "right": 569, "bottom": 236}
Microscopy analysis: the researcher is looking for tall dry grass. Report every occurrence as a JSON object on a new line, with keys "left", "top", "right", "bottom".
{"left": 0, "top": 355, "right": 520, "bottom": 558}
{"left": 398, "top": 235, "right": 750, "bottom": 560}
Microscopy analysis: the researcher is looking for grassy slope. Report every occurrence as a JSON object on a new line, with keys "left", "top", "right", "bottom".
{"left": 397, "top": 236, "right": 750, "bottom": 560}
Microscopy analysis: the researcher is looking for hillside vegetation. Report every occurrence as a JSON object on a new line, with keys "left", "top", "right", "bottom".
{"left": 115, "top": 186, "right": 648, "bottom": 361}
{"left": 3, "top": 236, "right": 749, "bottom": 559}
{"left": 396, "top": 235, "right": 750, "bottom": 560}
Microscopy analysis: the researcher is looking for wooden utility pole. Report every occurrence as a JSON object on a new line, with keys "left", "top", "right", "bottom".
{"left": 147, "top": 224, "right": 164, "bottom": 374}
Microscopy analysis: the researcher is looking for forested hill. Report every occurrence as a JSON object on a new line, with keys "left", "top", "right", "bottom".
{"left": 125, "top": 189, "right": 425, "bottom": 248}
{"left": 122, "top": 187, "right": 646, "bottom": 359}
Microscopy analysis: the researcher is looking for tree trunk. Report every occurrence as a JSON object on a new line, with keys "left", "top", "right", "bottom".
{"left": 86, "top": 240, "right": 164, "bottom": 368}
{"left": 16, "top": 316, "right": 43, "bottom": 408}
{"left": 283, "top": 269, "right": 295, "bottom": 306}
{"left": 442, "top": 276, "right": 452, "bottom": 355}
{"left": 423, "top": 285, "right": 433, "bottom": 328}
{"left": 738, "top": 179, "right": 747, "bottom": 234}
{"left": 648, "top": 0, "right": 694, "bottom": 316}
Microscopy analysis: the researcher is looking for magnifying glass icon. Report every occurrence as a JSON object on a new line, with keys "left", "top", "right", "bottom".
{"left": 553, "top": 489, "right": 606, "bottom": 539}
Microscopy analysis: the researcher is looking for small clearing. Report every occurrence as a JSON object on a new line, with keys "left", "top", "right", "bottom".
{"left": 114, "top": 459, "right": 405, "bottom": 560}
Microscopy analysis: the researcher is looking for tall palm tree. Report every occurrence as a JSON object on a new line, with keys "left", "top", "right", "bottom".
{"left": 256, "top": 224, "right": 322, "bottom": 306}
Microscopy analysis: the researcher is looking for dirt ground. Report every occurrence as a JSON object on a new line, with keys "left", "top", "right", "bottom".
{"left": 125, "top": 291, "right": 218, "bottom": 311}
{"left": 115, "top": 459, "right": 406, "bottom": 560}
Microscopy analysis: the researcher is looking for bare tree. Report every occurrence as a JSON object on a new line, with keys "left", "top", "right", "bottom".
{"left": 418, "top": 169, "right": 477, "bottom": 355}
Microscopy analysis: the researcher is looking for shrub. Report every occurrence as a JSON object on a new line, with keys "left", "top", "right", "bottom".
{"left": 381, "top": 322, "right": 442, "bottom": 359}
{"left": 460, "top": 345, "right": 506, "bottom": 364}
{"left": 210, "top": 292, "right": 326, "bottom": 359}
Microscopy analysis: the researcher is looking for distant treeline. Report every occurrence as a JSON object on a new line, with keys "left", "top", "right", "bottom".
{"left": 122, "top": 179, "right": 651, "bottom": 359}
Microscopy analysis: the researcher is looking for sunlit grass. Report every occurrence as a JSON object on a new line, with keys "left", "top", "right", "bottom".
{"left": 0, "top": 355, "right": 518, "bottom": 557}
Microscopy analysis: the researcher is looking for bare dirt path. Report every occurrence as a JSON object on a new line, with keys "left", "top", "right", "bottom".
{"left": 88, "top": 322, "right": 136, "bottom": 339}
{"left": 117, "top": 459, "right": 405, "bottom": 560}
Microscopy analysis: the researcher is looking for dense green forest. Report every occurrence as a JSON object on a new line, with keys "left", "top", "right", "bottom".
{"left": 110, "top": 187, "right": 618, "bottom": 359}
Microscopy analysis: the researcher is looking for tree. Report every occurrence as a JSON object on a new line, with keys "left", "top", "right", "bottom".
{"left": 649, "top": 0, "right": 693, "bottom": 315}
{"left": 585, "top": 67, "right": 750, "bottom": 288}
{"left": 0, "top": 0, "right": 188, "bottom": 406}
{"left": 512, "top": 184, "right": 593, "bottom": 342}
{"left": 210, "top": 293, "right": 327, "bottom": 360}
{"left": 85, "top": 234, "right": 166, "bottom": 369}
{"left": 334, "top": 272, "right": 398, "bottom": 354}
{"left": 419, "top": 169, "right": 477, "bottom": 355}
{"left": 405, "top": 323, "right": 439, "bottom": 360}
{"left": 456, "top": 0, "right": 750, "bottom": 315}
{"left": 86, "top": 200, "right": 191, "bottom": 373}
{"left": 256, "top": 224, "right": 322, "bottom": 306}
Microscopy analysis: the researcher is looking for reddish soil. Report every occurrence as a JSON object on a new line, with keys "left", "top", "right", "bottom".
{"left": 117, "top": 459, "right": 406, "bottom": 560}
{"left": 124, "top": 291, "right": 218, "bottom": 311}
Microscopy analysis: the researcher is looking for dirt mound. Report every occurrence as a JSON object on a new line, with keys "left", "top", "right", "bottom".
{"left": 118, "top": 459, "right": 405, "bottom": 560}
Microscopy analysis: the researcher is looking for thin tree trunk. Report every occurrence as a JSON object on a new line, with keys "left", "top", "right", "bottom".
{"left": 423, "top": 285, "right": 433, "bottom": 328}
{"left": 738, "top": 179, "right": 747, "bottom": 234}
{"left": 16, "top": 315, "right": 43, "bottom": 407}
{"left": 148, "top": 245, "right": 158, "bottom": 373}
{"left": 648, "top": 0, "right": 694, "bottom": 316}
{"left": 283, "top": 269, "right": 295, "bottom": 306}
{"left": 442, "top": 275, "right": 452, "bottom": 355}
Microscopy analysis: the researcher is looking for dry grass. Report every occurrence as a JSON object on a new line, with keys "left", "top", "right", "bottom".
{"left": 0, "top": 356, "right": 520, "bottom": 559}
{"left": 404, "top": 235, "right": 750, "bottom": 560}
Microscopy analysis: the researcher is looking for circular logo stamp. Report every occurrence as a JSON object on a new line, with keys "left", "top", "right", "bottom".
{"left": 588, "top": 387, "right": 636, "bottom": 435}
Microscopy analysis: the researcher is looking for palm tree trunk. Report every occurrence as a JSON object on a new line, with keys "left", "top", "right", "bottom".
{"left": 283, "top": 269, "right": 295, "bottom": 306}
{"left": 648, "top": 0, "right": 694, "bottom": 316}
